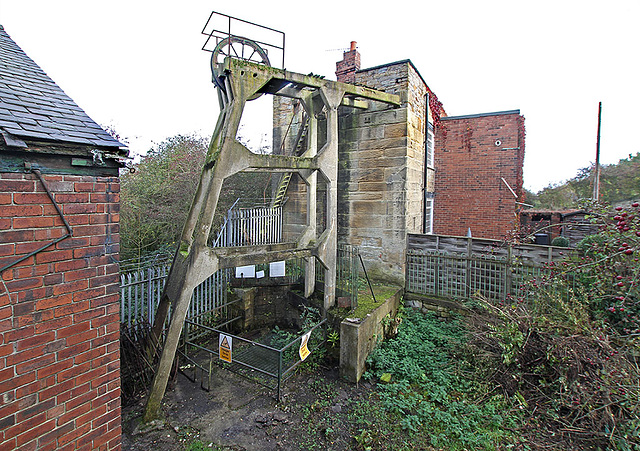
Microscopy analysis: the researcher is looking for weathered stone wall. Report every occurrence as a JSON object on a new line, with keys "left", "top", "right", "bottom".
{"left": 339, "top": 288, "right": 403, "bottom": 383}
{"left": 433, "top": 111, "right": 525, "bottom": 239}
{"left": 337, "top": 61, "right": 430, "bottom": 284}
{"left": 0, "top": 172, "right": 121, "bottom": 450}
{"left": 273, "top": 60, "right": 438, "bottom": 284}
{"left": 232, "top": 286, "right": 309, "bottom": 332}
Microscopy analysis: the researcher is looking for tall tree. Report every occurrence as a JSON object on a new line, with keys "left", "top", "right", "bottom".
{"left": 531, "top": 152, "right": 640, "bottom": 209}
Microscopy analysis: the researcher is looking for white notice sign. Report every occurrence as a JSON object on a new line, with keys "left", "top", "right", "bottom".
{"left": 270, "top": 261, "right": 286, "bottom": 277}
{"left": 235, "top": 265, "right": 255, "bottom": 278}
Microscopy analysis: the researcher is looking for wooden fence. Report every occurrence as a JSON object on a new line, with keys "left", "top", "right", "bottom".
{"left": 407, "top": 233, "right": 570, "bottom": 265}
{"left": 405, "top": 233, "right": 568, "bottom": 301}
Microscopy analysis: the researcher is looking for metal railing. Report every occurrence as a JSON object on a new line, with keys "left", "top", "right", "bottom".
{"left": 212, "top": 203, "right": 283, "bottom": 248}
{"left": 120, "top": 265, "right": 229, "bottom": 329}
{"left": 180, "top": 311, "right": 326, "bottom": 400}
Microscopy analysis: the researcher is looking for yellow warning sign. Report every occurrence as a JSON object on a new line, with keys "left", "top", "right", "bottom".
{"left": 299, "top": 331, "right": 311, "bottom": 361}
{"left": 219, "top": 334, "right": 232, "bottom": 363}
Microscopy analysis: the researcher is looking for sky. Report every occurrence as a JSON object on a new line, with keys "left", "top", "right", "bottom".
{"left": 1, "top": 0, "right": 638, "bottom": 192}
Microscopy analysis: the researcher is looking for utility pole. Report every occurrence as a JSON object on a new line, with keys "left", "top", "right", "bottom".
{"left": 593, "top": 102, "right": 602, "bottom": 200}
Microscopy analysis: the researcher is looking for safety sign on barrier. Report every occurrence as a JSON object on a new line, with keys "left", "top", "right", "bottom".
{"left": 299, "top": 331, "right": 311, "bottom": 361}
{"left": 219, "top": 333, "right": 232, "bottom": 363}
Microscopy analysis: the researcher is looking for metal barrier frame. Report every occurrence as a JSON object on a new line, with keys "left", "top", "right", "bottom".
{"left": 178, "top": 310, "right": 326, "bottom": 400}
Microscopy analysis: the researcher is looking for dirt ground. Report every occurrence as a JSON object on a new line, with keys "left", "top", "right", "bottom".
{"left": 122, "top": 362, "right": 376, "bottom": 451}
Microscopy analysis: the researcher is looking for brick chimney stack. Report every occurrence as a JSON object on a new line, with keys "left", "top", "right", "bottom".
{"left": 336, "top": 41, "right": 360, "bottom": 84}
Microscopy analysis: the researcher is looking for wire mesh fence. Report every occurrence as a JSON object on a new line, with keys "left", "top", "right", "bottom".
{"left": 315, "top": 244, "right": 359, "bottom": 308}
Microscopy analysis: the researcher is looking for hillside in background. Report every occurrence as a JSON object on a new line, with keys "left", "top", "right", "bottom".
{"left": 526, "top": 152, "right": 640, "bottom": 209}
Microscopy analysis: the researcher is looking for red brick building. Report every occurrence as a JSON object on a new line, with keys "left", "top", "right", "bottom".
{"left": 433, "top": 111, "right": 526, "bottom": 239}
{"left": 0, "top": 25, "right": 126, "bottom": 450}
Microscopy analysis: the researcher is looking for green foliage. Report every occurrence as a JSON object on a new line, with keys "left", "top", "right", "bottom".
{"left": 185, "top": 441, "right": 209, "bottom": 451}
{"left": 532, "top": 152, "right": 640, "bottom": 209}
{"left": 119, "top": 133, "right": 274, "bottom": 263}
{"left": 569, "top": 203, "right": 640, "bottom": 333}
{"left": 120, "top": 134, "right": 207, "bottom": 261}
{"left": 550, "top": 236, "right": 570, "bottom": 247}
{"left": 478, "top": 202, "right": 640, "bottom": 448}
{"left": 326, "top": 330, "right": 339, "bottom": 348}
{"left": 487, "top": 321, "right": 524, "bottom": 365}
{"left": 260, "top": 305, "right": 323, "bottom": 369}
{"left": 365, "top": 309, "right": 522, "bottom": 449}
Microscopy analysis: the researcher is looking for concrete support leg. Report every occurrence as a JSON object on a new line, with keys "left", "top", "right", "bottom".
{"left": 318, "top": 88, "right": 343, "bottom": 310}
{"left": 304, "top": 106, "right": 318, "bottom": 298}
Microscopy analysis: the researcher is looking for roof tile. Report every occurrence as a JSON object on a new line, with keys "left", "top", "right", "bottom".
{"left": 0, "top": 24, "right": 125, "bottom": 151}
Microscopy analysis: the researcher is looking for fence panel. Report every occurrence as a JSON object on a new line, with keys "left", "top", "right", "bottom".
{"left": 407, "top": 233, "right": 572, "bottom": 264}
{"left": 213, "top": 205, "right": 283, "bottom": 248}
{"left": 406, "top": 249, "right": 543, "bottom": 302}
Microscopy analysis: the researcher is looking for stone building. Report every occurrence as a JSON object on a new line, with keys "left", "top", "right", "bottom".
{"left": 0, "top": 25, "right": 125, "bottom": 450}
{"left": 275, "top": 43, "right": 525, "bottom": 284}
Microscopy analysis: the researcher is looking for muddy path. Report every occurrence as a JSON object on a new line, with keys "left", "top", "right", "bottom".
{"left": 122, "top": 363, "right": 376, "bottom": 451}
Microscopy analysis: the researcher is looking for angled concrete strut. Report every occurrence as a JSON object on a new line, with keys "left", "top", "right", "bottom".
{"left": 143, "top": 58, "right": 399, "bottom": 421}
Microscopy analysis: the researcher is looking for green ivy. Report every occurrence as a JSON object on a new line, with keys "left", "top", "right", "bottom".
{"left": 365, "top": 309, "right": 522, "bottom": 449}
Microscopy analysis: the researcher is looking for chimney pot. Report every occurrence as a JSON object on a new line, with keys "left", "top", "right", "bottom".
{"left": 350, "top": 41, "right": 357, "bottom": 51}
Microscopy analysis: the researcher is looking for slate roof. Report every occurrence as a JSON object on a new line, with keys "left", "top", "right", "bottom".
{"left": 0, "top": 25, "right": 125, "bottom": 150}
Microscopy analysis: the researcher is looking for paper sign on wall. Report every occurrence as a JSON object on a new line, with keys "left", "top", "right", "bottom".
{"left": 269, "top": 260, "right": 286, "bottom": 277}
{"left": 235, "top": 265, "right": 255, "bottom": 278}
{"left": 219, "top": 334, "right": 232, "bottom": 363}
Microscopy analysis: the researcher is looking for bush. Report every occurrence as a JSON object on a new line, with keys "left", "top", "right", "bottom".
{"left": 550, "top": 236, "right": 570, "bottom": 247}
{"left": 120, "top": 134, "right": 207, "bottom": 261}
{"left": 471, "top": 202, "right": 640, "bottom": 449}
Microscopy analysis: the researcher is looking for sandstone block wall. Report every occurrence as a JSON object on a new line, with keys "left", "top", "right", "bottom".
{"left": 0, "top": 172, "right": 121, "bottom": 450}
{"left": 338, "top": 61, "right": 432, "bottom": 284}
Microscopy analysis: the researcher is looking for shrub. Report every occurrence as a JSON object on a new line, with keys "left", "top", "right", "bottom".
{"left": 471, "top": 202, "right": 640, "bottom": 449}
{"left": 550, "top": 236, "right": 570, "bottom": 247}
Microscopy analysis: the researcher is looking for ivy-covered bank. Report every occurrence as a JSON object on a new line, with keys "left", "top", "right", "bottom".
{"left": 364, "top": 308, "right": 524, "bottom": 450}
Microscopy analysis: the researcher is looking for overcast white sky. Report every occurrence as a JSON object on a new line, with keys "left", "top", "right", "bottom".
{"left": 1, "top": 0, "right": 638, "bottom": 192}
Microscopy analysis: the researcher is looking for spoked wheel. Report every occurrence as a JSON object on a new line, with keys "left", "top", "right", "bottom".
{"left": 211, "top": 37, "right": 271, "bottom": 99}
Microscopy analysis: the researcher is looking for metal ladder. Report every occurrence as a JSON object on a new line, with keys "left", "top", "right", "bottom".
{"left": 271, "top": 112, "right": 310, "bottom": 208}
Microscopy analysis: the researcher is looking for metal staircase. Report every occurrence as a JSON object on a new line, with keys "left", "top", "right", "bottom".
{"left": 271, "top": 112, "right": 310, "bottom": 208}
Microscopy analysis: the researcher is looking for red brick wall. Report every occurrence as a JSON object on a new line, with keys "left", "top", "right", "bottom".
{"left": 335, "top": 42, "right": 361, "bottom": 84}
{"left": 433, "top": 112, "right": 525, "bottom": 240}
{"left": 0, "top": 172, "right": 121, "bottom": 451}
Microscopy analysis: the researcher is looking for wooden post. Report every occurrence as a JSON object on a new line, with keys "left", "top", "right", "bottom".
{"left": 593, "top": 102, "right": 602, "bottom": 200}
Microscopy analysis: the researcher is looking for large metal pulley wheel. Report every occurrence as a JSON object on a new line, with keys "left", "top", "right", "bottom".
{"left": 211, "top": 37, "right": 270, "bottom": 100}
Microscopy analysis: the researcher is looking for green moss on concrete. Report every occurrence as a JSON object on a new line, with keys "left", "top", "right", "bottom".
{"left": 331, "top": 284, "right": 402, "bottom": 320}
